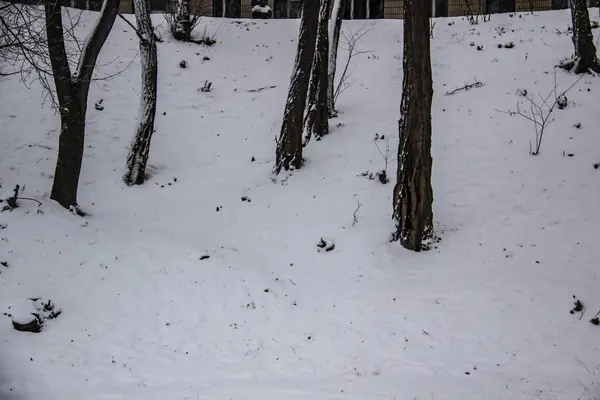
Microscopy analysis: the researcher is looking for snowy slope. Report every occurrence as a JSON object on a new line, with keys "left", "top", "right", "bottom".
{"left": 0, "top": 9, "right": 600, "bottom": 400}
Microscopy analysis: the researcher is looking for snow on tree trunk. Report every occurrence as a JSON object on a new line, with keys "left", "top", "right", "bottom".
{"left": 327, "top": 0, "right": 343, "bottom": 117}
{"left": 45, "top": 0, "right": 120, "bottom": 210}
{"left": 173, "top": 0, "right": 192, "bottom": 41}
{"left": 274, "top": 0, "right": 319, "bottom": 174}
{"left": 393, "top": 0, "right": 434, "bottom": 252}
{"left": 303, "top": 0, "right": 331, "bottom": 145}
{"left": 566, "top": 0, "right": 600, "bottom": 73}
{"left": 124, "top": 0, "right": 158, "bottom": 186}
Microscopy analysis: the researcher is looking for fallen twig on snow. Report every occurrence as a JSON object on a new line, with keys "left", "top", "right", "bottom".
{"left": 445, "top": 78, "right": 484, "bottom": 96}
{"left": 246, "top": 85, "right": 277, "bottom": 93}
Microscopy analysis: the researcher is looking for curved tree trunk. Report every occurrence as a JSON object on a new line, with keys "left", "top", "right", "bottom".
{"left": 274, "top": 0, "right": 319, "bottom": 174}
{"left": 392, "top": 0, "right": 434, "bottom": 251}
{"left": 124, "top": 0, "right": 158, "bottom": 186}
{"left": 46, "top": 0, "right": 120, "bottom": 210}
{"left": 327, "top": 0, "right": 343, "bottom": 117}
{"left": 563, "top": 0, "right": 600, "bottom": 73}
{"left": 303, "top": 0, "right": 330, "bottom": 145}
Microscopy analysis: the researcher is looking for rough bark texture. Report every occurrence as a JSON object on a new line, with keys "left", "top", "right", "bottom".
{"left": 274, "top": 0, "right": 319, "bottom": 174}
{"left": 45, "top": 0, "right": 120, "bottom": 209}
{"left": 173, "top": 0, "right": 192, "bottom": 41}
{"left": 393, "top": 0, "right": 434, "bottom": 252}
{"left": 564, "top": 0, "right": 600, "bottom": 73}
{"left": 124, "top": 0, "right": 158, "bottom": 186}
{"left": 327, "top": 0, "right": 343, "bottom": 117}
{"left": 303, "top": 0, "right": 330, "bottom": 145}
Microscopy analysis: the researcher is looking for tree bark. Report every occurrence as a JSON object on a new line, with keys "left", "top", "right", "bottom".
{"left": 124, "top": 0, "right": 158, "bottom": 186}
{"left": 173, "top": 0, "right": 192, "bottom": 41}
{"left": 45, "top": 0, "right": 120, "bottom": 210}
{"left": 566, "top": 0, "right": 600, "bottom": 73}
{"left": 303, "top": 0, "right": 330, "bottom": 145}
{"left": 274, "top": 0, "right": 319, "bottom": 174}
{"left": 327, "top": 0, "right": 343, "bottom": 118}
{"left": 393, "top": 0, "right": 434, "bottom": 252}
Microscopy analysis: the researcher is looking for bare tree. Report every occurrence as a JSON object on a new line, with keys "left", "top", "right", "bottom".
{"left": 560, "top": 0, "right": 600, "bottom": 73}
{"left": 274, "top": 0, "right": 319, "bottom": 174}
{"left": 166, "top": 0, "right": 207, "bottom": 42}
{"left": 1, "top": 0, "right": 121, "bottom": 210}
{"left": 392, "top": 0, "right": 434, "bottom": 251}
{"left": 303, "top": 0, "right": 330, "bottom": 145}
{"left": 327, "top": 0, "right": 343, "bottom": 117}
{"left": 45, "top": 0, "right": 120, "bottom": 210}
{"left": 124, "top": 0, "right": 158, "bottom": 185}
{"left": 331, "top": 23, "right": 374, "bottom": 112}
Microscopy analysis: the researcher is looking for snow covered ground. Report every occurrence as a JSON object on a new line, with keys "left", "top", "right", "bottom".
{"left": 1, "top": 9, "right": 600, "bottom": 400}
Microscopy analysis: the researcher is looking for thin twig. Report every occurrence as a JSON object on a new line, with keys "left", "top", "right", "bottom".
{"left": 352, "top": 200, "right": 362, "bottom": 227}
{"left": 246, "top": 85, "right": 277, "bottom": 93}
{"left": 19, "top": 197, "right": 42, "bottom": 206}
{"left": 445, "top": 78, "right": 484, "bottom": 96}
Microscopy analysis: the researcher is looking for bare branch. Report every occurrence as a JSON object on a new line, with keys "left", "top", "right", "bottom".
{"left": 335, "top": 21, "right": 375, "bottom": 104}
{"left": 496, "top": 69, "right": 584, "bottom": 155}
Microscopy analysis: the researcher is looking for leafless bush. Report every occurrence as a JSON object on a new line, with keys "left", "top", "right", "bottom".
{"left": 463, "top": 0, "right": 489, "bottom": 25}
{"left": 373, "top": 135, "right": 391, "bottom": 184}
{"left": 165, "top": 0, "right": 208, "bottom": 42}
{"left": 334, "top": 22, "right": 375, "bottom": 105}
{"left": 497, "top": 70, "right": 583, "bottom": 156}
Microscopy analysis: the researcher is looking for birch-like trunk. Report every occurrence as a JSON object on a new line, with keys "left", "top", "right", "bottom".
{"left": 393, "top": 0, "right": 434, "bottom": 251}
{"left": 124, "top": 0, "right": 158, "bottom": 186}
{"left": 327, "top": 0, "right": 343, "bottom": 117}
{"left": 274, "top": 0, "right": 319, "bottom": 174}
{"left": 173, "top": 0, "right": 191, "bottom": 41}
{"left": 567, "top": 0, "right": 600, "bottom": 73}
{"left": 45, "top": 0, "right": 120, "bottom": 209}
{"left": 303, "top": 0, "right": 331, "bottom": 145}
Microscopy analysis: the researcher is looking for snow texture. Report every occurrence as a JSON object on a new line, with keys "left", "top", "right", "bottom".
{"left": 0, "top": 9, "right": 600, "bottom": 400}
{"left": 252, "top": 5, "right": 272, "bottom": 13}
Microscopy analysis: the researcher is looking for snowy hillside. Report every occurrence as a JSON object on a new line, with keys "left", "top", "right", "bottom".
{"left": 1, "top": 9, "right": 600, "bottom": 400}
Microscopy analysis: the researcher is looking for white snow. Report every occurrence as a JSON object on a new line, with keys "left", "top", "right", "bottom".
{"left": 252, "top": 4, "right": 272, "bottom": 13}
{"left": 7, "top": 299, "right": 38, "bottom": 325}
{"left": 1, "top": 9, "right": 600, "bottom": 400}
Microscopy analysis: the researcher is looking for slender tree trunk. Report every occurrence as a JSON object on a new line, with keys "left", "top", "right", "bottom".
{"left": 45, "top": 0, "right": 120, "bottom": 210}
{"left": 225, "top": 0, "right": 240, "bottom": 17}
{"left": 303, "top": 0, "right": 330, "bottom": 145}
{"left": 393, "top": 0, "right": 434, "bottom": 252}
{"left": 274, "top": 0, "right": 319, "bottom": 174}
{"left": 124, "top": 0, "right": 158, "bottom": 186}
{"left": 566, "top": 0, "right": 600, "bottom": 73}
{"left": 327, "top": 0, "right": 343, "bottom": 117}
{"left": 173, "top": 0, "right": 192, "bottom": 41}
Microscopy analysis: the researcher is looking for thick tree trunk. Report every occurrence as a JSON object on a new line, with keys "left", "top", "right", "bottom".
{"left": 327, "top": 0, "right": 343, "bottom": 117}
{"left": 566, "top": 0, "right": 600, "bottom": 73}
{"left": 274, "top": 0, "right": 319, "bottom": 174}
{"left": 173, "top": 0, "right": 192, "bottom": 41}
{"left": 45, "top": 0, "right": 120, "bottom": 209}
{"left": 124, "top": 0, "right": 158, "bottom": 186}
{"left": 53, "top": 102, "right": 86, "bottom": 209}
{"left": 393, "top": 0, "right": 434, "bottom": 252}
{"left": 303, "top": 0, "right": 330, "bottom": 145}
